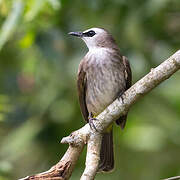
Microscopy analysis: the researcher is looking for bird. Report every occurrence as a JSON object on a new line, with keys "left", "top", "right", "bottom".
{"left": 68, "top": 28, "right": 132, "bottom": 172}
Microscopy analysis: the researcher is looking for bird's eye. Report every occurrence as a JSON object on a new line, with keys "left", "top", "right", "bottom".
{"left": 83, "top": 30, "right": 96, "bottom": 37}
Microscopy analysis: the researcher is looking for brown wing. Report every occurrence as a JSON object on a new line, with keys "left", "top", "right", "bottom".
{"left": 77, "top": 61, "right": 89, "bottom": 122}
{"left": 116, "top": 56, "right": 132, "bottom": 129}
{"left": 122, "top": 56, "right": 132, "bottom": 89}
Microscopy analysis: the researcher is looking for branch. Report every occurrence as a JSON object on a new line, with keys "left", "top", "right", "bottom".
{"left": 163, "top": 176, "right": 180, "bottom": 180}
{"left": 19, "top": 50, "right": 180, "bottom": 180}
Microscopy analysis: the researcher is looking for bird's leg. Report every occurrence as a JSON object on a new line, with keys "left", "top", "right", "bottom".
{"left": 88, "top": 112, "right": 98, "bottom": 131}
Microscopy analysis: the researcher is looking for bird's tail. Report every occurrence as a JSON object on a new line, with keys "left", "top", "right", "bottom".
{"left": 98, "top": 130, "right": 114, "bottom": 172}
{"left": 116, "top": 114, "right": 128, "bottom": 129}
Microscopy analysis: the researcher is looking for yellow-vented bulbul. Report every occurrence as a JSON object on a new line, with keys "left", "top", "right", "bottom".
{"left": 69, "top": 28, "right": 132, "bottom": 172}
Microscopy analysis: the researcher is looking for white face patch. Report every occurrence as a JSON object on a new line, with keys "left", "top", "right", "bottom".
{"left": 82, "top": 28, "right": 106, "bottom": 49}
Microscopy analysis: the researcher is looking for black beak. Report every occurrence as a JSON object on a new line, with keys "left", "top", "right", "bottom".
{"left": 68, "top": 31, "right": 83, "bottom": 37}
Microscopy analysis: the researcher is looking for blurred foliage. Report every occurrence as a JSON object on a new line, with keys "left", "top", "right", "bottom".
{"left": 0, "top": 0, "right": 180, "bottom": 179}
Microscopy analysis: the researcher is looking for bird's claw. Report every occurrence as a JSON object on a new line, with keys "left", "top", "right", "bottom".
{"left": 118, "top": 92, "right": 125, "bottom": 104}
{"left": 88, "top": 112, "right": 98, "bottom": 131}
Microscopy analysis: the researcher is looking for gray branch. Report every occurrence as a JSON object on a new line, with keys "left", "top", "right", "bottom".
{"left": 163, "top": 176, "right": 180, "bottom": 180}
{"left": 19, "top": 50, "right": 180, "bottom": 180}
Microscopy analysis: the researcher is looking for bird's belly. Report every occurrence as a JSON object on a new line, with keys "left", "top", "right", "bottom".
{"left": 86, "top": 74, "right": 125, "bottom": 116}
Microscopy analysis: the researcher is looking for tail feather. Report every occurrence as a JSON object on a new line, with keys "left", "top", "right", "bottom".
{"left": 98, "top": 130, "right": 114, "bottom": 172}
{"left": 116, "top": 114, "right": 128, "bottom": 129}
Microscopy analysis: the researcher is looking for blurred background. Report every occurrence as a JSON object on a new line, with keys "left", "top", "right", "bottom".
{"left": 0, "top": 0, "right": 180, "bottom": 179}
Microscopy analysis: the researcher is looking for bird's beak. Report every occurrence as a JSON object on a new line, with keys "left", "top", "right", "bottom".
{"left": 68, "top": 31, "right": 83, "bottom": 37}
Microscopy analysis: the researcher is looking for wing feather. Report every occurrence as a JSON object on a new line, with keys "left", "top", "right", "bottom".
{"left": 122, "top": 56, "right": 132, "bottom": 89}
{"left": 116, "top": 56, "right": 132, "bottom": 128}
{"left": 77, "top": 61, "right": 89, "bottom": 122}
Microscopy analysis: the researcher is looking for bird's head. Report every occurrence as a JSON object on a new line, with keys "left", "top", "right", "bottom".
{"left": 68, "top": 28, "right": 116, "bottom": 50}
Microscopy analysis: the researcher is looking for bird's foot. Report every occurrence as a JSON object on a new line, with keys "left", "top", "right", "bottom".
{"left": 118, "top": 91, "right": 125, "bottom": 104}
{"left": 88, "top": 112, "right": 98, "bottom": 131}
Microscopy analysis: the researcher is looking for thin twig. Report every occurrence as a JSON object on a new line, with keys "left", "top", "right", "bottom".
{"left": 163, "top": 176, "right": 180, "bottom": 180}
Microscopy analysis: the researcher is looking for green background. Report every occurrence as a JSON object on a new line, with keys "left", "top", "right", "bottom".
{"left": 0, "top": 0, "right": 180, "bottom": 179}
